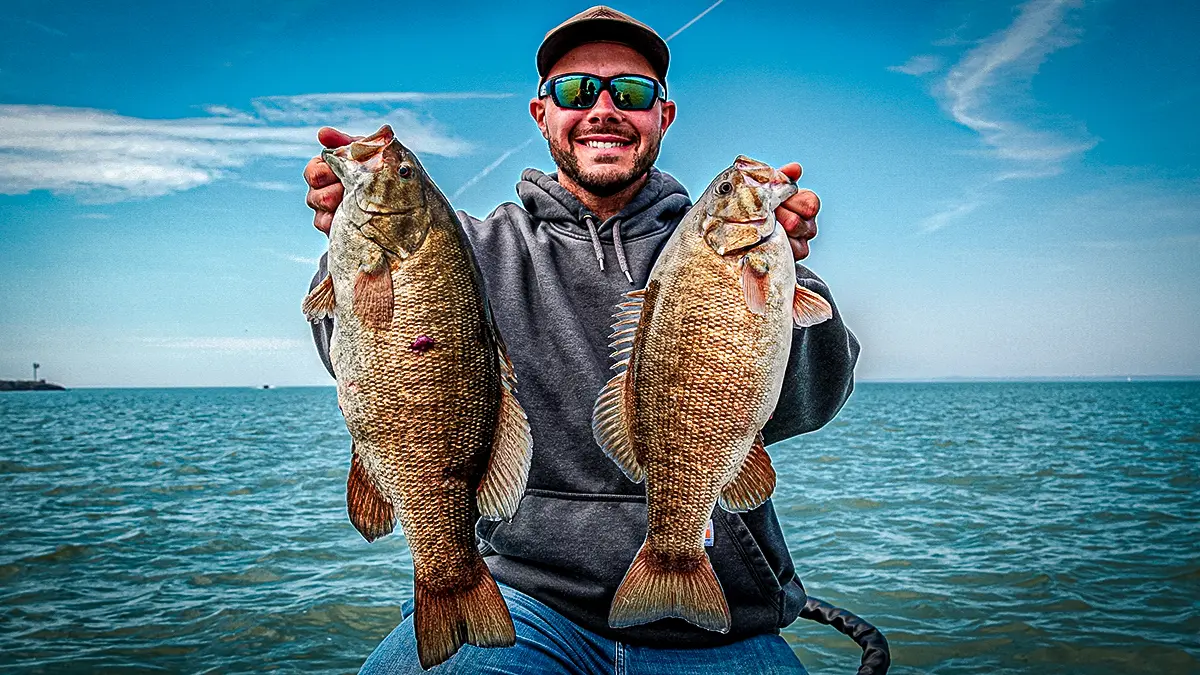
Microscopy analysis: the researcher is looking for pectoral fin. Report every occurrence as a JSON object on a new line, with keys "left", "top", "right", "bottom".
{"left": 719, "top": 433, "right": 776, "bottom": 512}
{"left": 740, "top": 255, "right": 770, "bottom": 316}
{"left": 477, "top": 335, "right": 533, "bottom": 522}
{"left": 792, "top": 284, "right": 833, "bottom": 328}
{"left": 302, "top": 274, "right": 336, "bottom": 322}
{"left": 353, "top": 258, "right": 394, "bottom": 330}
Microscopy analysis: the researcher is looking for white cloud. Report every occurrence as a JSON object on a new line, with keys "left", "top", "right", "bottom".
{"left": 139, "top": 337, "right": 307, "bottom": 352}
{"left": 888, "top": 55, "right": 942, "bottom": 76}
{"left": 0, "top": 93, "right": 483, "bottom": 201}
{"left": 920, "top": 199, "right": 984, "bottom": 233}
{"left": 939, "top": 0, "right": 1095, "bottom": 170}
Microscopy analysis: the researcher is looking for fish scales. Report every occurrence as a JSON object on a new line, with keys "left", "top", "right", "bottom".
{"left": 304, "top": 125, "right": 532, "bottom": 669}
{"left": 595, "top": 155, "right": 832, "bottom": 634}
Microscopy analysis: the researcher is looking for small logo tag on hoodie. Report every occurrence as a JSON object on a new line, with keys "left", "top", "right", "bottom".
{"left": 704, "top": 519, "right": 714, "bottom": 547}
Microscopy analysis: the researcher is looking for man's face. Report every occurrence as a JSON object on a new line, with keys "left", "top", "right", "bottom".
{"left": 530, "top": 42, "right": 677, "bottom": 198}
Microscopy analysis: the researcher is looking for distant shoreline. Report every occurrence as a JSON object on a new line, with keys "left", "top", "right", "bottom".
{"left": 0, "top": 380, "right": 66, "bottom": 391}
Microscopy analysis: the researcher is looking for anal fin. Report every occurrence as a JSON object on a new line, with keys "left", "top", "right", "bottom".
{"left": 477, "top": 338, "right": 533, "bottom": 521}
{"left": 719, "top": 432, "right": 776, "bottom": 512}
{"left": 793, "top": 284, "right": 833, "bottom": 328}
{"left": 347, "top": 450, "right": 396, "bottom": 542}
{"left": 302, "top": 274, "right": 336, "bottom": 322}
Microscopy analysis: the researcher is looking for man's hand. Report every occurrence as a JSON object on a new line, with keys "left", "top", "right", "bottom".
{"left": 774, "top": 163, "right": 820, "bottom": 261}
{"left": 303, "top": 127, "right": 361, "bottom": 235}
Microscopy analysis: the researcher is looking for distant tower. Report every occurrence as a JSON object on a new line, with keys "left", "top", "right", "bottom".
{"left": 33, "top": 363, "right": 40, "bottom": 382}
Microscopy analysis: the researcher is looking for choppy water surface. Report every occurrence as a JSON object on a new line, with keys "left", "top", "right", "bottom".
{"left": 1, "top": 383, "right": 1198, "bottom": 674}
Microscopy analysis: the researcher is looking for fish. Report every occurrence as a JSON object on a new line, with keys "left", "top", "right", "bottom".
{"left": 592, "top": 155, "right": 833, "bottom": 633}
{"left": 302, "top": 125, "right": 532, "bottom": 669}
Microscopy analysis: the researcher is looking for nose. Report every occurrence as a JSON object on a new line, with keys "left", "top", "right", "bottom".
{"left": 587, "top": 89, "right": 623, "bottom": 123}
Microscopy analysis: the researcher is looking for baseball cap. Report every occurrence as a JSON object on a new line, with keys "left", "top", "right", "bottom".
{"left": 536, "top": 6, "right": 670, "bottom": 83}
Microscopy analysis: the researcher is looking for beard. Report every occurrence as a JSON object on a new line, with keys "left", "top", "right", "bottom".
{"left": 549, "top": 126, "right": 661, "bottom": 198}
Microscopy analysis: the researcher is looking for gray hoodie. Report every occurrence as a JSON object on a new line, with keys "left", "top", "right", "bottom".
{"left": 310, "top": 166, "right": 860, "bottom": 647}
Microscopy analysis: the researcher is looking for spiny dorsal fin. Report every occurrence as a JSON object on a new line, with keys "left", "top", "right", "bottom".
{"left": 591, "top": 285, "right": 652, "bottom": 482}
{"left": 302, "top": 274, "right": 336, "bottom": 322}
{"left": 718, "top": 432, "right": 776, "bottom": 512}
{"left": 792, "top": 284, "right": 833, "bottom": 328}
{"left": 477, "top": 333, "right": 533, "bottom": 521}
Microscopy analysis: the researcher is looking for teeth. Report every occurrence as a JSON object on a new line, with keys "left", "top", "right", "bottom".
{"left": 583, "top": 140, "right": 629, "bottom": 149}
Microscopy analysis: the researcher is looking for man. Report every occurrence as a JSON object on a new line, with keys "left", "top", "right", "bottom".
{"left": 303, "top": 7, "right": 859, "bottom": 673}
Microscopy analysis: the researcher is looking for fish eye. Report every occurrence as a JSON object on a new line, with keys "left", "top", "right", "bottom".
{"left": 398, "top": 165, "right": 412, "bottom": 179}
{"left": 717, "top": 181, "right": 733, "bottom": 195}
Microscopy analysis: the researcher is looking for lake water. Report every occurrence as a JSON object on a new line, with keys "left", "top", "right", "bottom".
{"left": 1, "top": 383, "right": 1197, "bottom": 674}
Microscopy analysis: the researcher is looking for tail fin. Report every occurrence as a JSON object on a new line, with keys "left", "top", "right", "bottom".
{"left": 608, "top": 542, "right": 731, "bottom": 633}
{"left": 413, "top": 563, "right": 516, "bottom": 669}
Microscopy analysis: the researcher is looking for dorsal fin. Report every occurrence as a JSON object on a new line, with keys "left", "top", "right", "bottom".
{"left": 591, "top": 285, "right": 654, "bottom": 482}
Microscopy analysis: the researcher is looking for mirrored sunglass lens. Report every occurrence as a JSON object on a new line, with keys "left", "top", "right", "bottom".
{"left": 554, "top": 77, "right": 600, "bottom": 108}
{"left": 610, "top": 78, "right": 656, "bottom": 109}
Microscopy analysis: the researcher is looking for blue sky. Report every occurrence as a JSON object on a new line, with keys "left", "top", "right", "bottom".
{"left": 1, "top": 0, "right": 1197, "bottom": 386}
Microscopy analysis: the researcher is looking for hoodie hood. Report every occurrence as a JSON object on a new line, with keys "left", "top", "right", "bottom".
{"left": 516, "top": 167, "right": 691, "bottom": 282}
{"left": 516, "top": 167, "right": 691, "bottom": 241}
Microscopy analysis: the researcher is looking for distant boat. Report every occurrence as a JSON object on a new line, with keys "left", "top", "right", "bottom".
{"left": 0, "top": 380, "right": 66, "bottom": 391}
{"left": 261, "top": 384, "right": 272, "bottom": 389}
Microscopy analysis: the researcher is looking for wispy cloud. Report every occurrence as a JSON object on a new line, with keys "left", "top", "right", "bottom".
{"left": 0, "top": 17, "right": 66, "bottom": 37}
{"left": 905, "top": 0, "right": 1097, "bottom": 231}
{"left": 0, "top": 93, "right": 483, "bottom": 201}
{"left": 451, "top": 137, "right": 536, "bottom": 200}
{"left": 665, "top": 0, "right": 726, "bottom": 42}
{"left": 245, "top": 180, "right": 297, "bottom": 192}
{"left": 940, "top": 0, "right": 1094, "bottom": 169}
{"left": 139, "top": 337, "right": 307, "bottom": 352}
{"left": 920, "top": 198, "right": 984, "bottom": 233}
{"left": 888, "top": 55, "right": 942, "bottom": 76}
{"left": 265, "top": 248, "right": 321, "bottom": 265}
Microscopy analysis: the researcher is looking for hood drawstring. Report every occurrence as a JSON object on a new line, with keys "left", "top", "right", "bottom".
{"left": 582, "top": 214, "right": 635, "bottom": 285}
{"left": 612, "top": 219, "right": 634, "bottom": 285}
{"left": 582, "top": 214, "right": 605, "bottom": 272}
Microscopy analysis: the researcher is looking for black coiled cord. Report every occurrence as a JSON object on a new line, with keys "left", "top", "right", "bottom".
{"left": 798, "top": 596, "right": 891, "bottom": 675}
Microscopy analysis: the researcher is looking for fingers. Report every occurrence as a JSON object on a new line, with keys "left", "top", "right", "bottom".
{"left": 783, "top": 189, "right": 820, "bottom": 221}
{"left": 318, "top": 126, "right": 359, "bottom": 149}
{"left": 306, "top": 182, "right": 344, "bottom": 214}
{"left": 790, "top": 237, "right": 810, "bottom": 261}
{"left": 313, "top": 211, "right": 334, "bottom": 236}
{"left": 304, "top": 156, "right": 339, "bottom": 190}
{"left": 778, "top": 162, "right": 802, "bottom": 182}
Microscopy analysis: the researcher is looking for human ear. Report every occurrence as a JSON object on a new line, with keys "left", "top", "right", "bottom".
{"left": 659, "top": 100, "right": 677, "bottom": 136}
{"left": 529, "top": 98, "right": 550, "bottom": 139}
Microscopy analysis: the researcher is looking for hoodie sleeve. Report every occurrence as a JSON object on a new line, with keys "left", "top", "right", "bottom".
{"left": 308, "top": 253, "right": 336, "bottom": 379}
{"left": 760, "top": 264, "right": 860, "bottom": 445}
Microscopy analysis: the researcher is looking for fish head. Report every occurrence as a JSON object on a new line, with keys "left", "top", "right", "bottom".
{"left": 700, "top": 155, "right": 798, "bottom": 257}
{"left": 322, "top": 125, "right": 433, "bottom": 258}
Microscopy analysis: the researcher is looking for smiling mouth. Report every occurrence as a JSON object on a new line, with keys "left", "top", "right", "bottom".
{"left": 576, "top": 138, "right": 633, "bottom": 150}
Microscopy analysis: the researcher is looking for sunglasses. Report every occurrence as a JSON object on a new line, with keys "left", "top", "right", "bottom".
{"left": 538, "top": 73, "right": 666, "bottom": 111}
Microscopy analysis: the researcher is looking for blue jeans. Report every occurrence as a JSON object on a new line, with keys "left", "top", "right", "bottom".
{"left": 359, "top": 584, "right": 808, "bottom": 674}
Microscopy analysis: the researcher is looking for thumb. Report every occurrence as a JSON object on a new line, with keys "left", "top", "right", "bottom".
{"left": 317, "top": 126, "right": 360, "bottom": 149}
